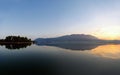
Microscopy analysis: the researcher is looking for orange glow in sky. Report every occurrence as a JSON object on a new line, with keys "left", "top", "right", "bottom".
{"left": 93, "top": 26, "right": 120, "bottom": 40}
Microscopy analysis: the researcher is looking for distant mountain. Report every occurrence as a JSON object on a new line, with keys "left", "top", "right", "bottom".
{"left": 56, "top": 34, "right": 99, "bottom": 40}
{"left": 34, "top": 34, "right": 100, "bottom": 45}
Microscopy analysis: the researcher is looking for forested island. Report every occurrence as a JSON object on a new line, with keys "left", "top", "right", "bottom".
{"left": 0, "top": 36, "right": 32, "bottom": 44}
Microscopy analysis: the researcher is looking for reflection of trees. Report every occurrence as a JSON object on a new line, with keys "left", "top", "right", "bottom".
{"left": 0, "top": 43, "right": 32, "bottom": 50}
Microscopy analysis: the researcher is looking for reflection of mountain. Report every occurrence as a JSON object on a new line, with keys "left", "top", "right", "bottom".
{"left": 0, "top": 43, "right": 32, "bottom": 50}
{"left": 37, "top": 43, "right": 100, "bottom": 50}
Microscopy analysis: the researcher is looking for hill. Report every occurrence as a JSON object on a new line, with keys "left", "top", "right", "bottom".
{"left": 34, "top": 34, "right": 101, "bottom": 45}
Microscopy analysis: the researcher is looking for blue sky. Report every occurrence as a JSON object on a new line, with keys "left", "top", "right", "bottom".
{"left": 0, "top": 0, "right": 120, "bottom": 39}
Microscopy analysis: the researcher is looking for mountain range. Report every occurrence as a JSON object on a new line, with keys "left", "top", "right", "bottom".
{"left": 34, "top": 34, "right": 108, "bottom": 45}
{"left": 35, "top": 34, "right": 120, "bottom": 44}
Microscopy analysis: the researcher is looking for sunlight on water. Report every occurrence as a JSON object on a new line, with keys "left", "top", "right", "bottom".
{"left": 91, "top": 45, "right": 120, "bottom": 59}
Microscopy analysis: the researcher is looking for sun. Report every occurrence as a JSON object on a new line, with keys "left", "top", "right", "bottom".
{"left": 94, "top": 26, "right": 120, "bottom": 40}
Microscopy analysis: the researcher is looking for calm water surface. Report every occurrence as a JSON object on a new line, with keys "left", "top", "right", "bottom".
{"left": 0, "top": 44, "right": 120, "bottom": 75}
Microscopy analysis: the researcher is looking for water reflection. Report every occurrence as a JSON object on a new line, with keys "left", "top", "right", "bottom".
{"left": 0, "top": 43, "right": 32, "bottom": 50}
{"left": 36, "top": 44, "right": 120, "bottom": 59}
{"left": 1, "top": 42, "right": 120, "bottom": 59}
{"left": 91, "top": 45, "right": 120, "bottom": 59}
{"left": 36, "top": 44, "right": 100, "bottom": 50}
{"left": 0, "top": 44, "right": 120, "bottom": 75}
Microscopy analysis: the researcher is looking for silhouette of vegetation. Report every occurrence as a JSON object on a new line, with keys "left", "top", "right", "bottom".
{"left": 4, "top": 36, "right": 32, "bottom": 42}
{"left": 0, "top": 36, "right": 33, "bottom": 50}
{"left": 0, "top": 36, "right": 32, "bottom": 42}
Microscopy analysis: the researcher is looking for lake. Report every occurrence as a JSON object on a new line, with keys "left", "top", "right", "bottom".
{"left": 0, "top": 44, "right": 120, "bottom": 75}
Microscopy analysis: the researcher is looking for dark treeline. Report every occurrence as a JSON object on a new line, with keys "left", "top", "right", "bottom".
{"left": 0, "top": 36, "right": 32, "bottom": 42}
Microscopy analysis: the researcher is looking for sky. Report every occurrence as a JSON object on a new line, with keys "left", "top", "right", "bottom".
{"left": 0, "top": 0, "right": 120, "bottom": 40}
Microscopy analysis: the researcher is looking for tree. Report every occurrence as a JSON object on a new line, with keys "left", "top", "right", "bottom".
{"left": 3, "top": 36, "right": 32, "bottom": 42}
